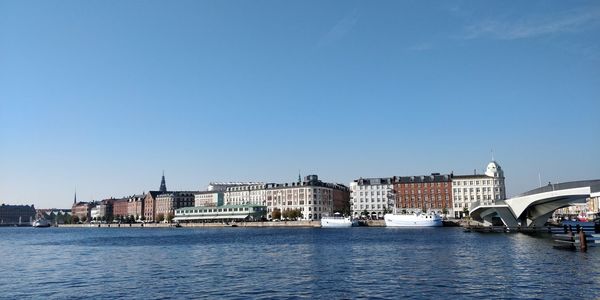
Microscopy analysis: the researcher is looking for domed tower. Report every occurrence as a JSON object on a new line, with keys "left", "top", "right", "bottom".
{"left": 485, "top": 161, "right": 504, "bottom": 178}
{"left": 485, "top": 161, "right": 506, "bottom": 200}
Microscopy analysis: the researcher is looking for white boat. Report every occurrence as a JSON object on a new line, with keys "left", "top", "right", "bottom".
{"left": 321, "top": 213, "right": 357, "bottom": 228}
{"left": 33, "top": 219, "right": 51, "bottom": 228}
{"left": 384, "top": 212, "right": 443, "bottom": 227}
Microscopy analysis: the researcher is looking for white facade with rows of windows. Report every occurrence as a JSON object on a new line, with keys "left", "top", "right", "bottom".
{"left": 452, "top": 161, "right": 506, "bottom": 218}
{"left": 350, "top": 178, "right": 394, "bottom": 219}
{"left": 194, "top": 191, "right": 223, "bottom": 207}
{"left": 223, "top": 175, "right": 348, "bottom": 221}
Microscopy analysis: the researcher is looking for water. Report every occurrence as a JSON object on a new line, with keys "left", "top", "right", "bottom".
{"left": 1, "top": 227, "right": 599, "bottom": 299}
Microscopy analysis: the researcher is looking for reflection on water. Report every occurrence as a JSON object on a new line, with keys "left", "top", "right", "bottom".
{"left": 0, "top": 227, "right": 599, "bottom": 299}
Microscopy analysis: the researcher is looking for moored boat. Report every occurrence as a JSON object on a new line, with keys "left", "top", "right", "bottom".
{"left": 321, "top": 213, "right": 357, "bottom": 228}
{"left": 384, "top": 212, "right": 443, "bottom": 227}
{"left": 32, "top": 219, "right": 51, "bottom": 228}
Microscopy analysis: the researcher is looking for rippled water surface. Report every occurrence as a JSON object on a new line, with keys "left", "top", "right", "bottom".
{"left": 1, "top": 227, "right": 599, "bottom": 299}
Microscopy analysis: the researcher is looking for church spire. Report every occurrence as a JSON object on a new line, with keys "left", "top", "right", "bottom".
{"left": 159, "top": 171, "right": 167, "bottom": 192}
{"left": 74, "top": 188, "right": 77, "bottom": 204}
{"left": 298, "top": 170, "right": 302, "bottom": 183}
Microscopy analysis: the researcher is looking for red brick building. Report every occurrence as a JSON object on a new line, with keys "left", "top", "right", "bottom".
{"left": 143, "top": 191, "right": 160, "bottom": 222}
{"left": 71, "top": 202, "right": 94, "bottom": 222}
{"left": 392, "top": 173, "right": 452, "bottom": 214}
{"left": 155, "top": 191, "right": 196, "bottom": 221}
{"left": 332, "top": 186, "right": 351, "bottom": 215}
{"left": 112, "top": 198, "right": 129, "bottom": 219}
{"left": 127, "top": 194, "right": 145, "bottom": 220}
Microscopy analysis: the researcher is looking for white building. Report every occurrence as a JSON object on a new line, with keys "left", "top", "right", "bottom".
{"left": 207, "top": 182, "right": 263, "bottom": 192}
{"left": 452, "top": 161, "right": 506, "bottom": 218}
{"left": 194, "top": 191, "right": 224, "bottom": 207}
{"left": 90, "top": 206, "right": 101, "bottom": 221}
{"left": 223, "top": 175, "right": 349, "bottom": 221}
{"left": 349, "top": 177, "right": 394, "bottom": 219}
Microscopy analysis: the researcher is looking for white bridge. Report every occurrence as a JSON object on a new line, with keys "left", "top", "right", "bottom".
{"left": 470, "top": 180, "right": 600, "bottom": 228}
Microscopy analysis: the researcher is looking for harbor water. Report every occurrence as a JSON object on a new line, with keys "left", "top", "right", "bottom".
{"left": 1, "top": 227, "right": 599, "bottom": 299}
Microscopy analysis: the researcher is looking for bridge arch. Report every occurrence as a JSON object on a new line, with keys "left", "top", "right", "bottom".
{"left": 470, "top": 180, "right": 600, "bottom": 228}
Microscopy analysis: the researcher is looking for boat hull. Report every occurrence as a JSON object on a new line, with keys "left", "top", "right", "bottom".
{"left": 321, "top": 218, "right": 354, "bottom": 228}
{"left": 33, "top": 220, "right": 51, "bottom": 228}
{"left": 384, "top": 214, "right": 443, "bottom": 227}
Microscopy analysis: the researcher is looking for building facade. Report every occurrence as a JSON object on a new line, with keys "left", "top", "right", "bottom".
{"left": 350, "top": 177, "right": 394, "bottom": 219}
{"left": 112, "top": 198, "right": 129, "bottom": 219}
{"left": 393, "top": 173, "right": 453, "bottom": 215}
{"left": 223, "top": 175, "right": 350, "bottom": 221}
{"left": 72, "top": 202, "right": 95, "bottom": 222}
{"left": 143, "top": 191, "right": 161, "bottom": 222}
{"left": 451, "top": 161, "right": 506, "bottom": 218}
{"left": 127, "top": 194, "right": 145, "bottom": 220}
{"left": 97, "top": 199, "right": 114, "bottom": 220}
{"left": 155, "top": 191, "right": 196, "bottom": 221}
{"left": 174, "top": 204, "right": 267, "bottom": 223}
{"left": 588, "top": 196, "right": 600, "bottom": 216}
{"left": 194, "top": 191, "right": 224, "bottom": 207}
{"left": 0, "top": 204, "right": 36, "bottom": 225}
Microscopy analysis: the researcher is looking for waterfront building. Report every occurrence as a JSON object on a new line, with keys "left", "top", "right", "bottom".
{"left": 208, "top": 182, "right": 263, "bottom": 192}
{"left": 0, "top": 204, "right": 36, "bottom": 225}
{"left": 143, "top": 191, "right": 161, "bottom": 222}
{"left": 350, "top": 177, "right": 394, "bottom": 219}
{"left": 97, "top": 199, "right": 114, "bottom": 220}
{"left": 554, "top": 203, "right": 589, "bottom": 218}
{"left": 142, "top": 173, "right": 172, "bottom": 222}
{"left": 225, "top": 183, "right": 267, "bottom": 206}
{"left": 90, "top": 206, "right": 101, "bottom": 221}
{"left": 155, "top": 191, "right": 197, "bottom": 221}
{"left": 127, "top": 194, "right": 145, "bottom": 220}
{"left": 451, "top": 161, "right": 507, "bottom": 218}
{"left": 195, "top": 191, "right": 224, "bottom": 207}
{"left": 173, "top": 204, "right": 267, "bottom": 223}
{"left": 112, "top": 198, "right": 129, "bottom": 219}
{"left": 393, "top": 173, "right": 453, "bottom": 215}
{"left": 71, "top": 191, "right": 96, "bottom": 222}
{"left": 223, "top": 175, "right": 350, "bottom": 221}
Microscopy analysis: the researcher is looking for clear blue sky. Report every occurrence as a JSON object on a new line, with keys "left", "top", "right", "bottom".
{"left": 1, "top": 0, "right": 599, "bottom": 208}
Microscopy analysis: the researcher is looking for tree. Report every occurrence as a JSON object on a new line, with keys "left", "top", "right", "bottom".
{"left": 271, "top": 208, "right": 281, "bottom": 220}
{"left": 442, "top": 207, "right": 448, "bottom": 215}
{"left": 462, "top": 207, "right": 469, "bottom": 219}
{"left": 140, "top": 215, "right": 146, "bottom": 221}
{"left": 72, "top": 215, "right": 80, "bottom": 224}
{"left": 361, "top": 209, "right": 368, "bottom": 219}
{"left": 290, "top": 209, "right": 303, "bottom": 220}
{"left": 81, "top": 216, "right": 87, "bottom": 223}
{"left": 166, "top": 213, "right": 174, "bottom": 223}
{"left": 157, "top": 213, "right": 165, "bottom": 223}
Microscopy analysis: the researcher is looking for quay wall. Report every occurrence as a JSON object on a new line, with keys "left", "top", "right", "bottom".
{"left": 58, "top": 220, "right": 388, "bottom": 228}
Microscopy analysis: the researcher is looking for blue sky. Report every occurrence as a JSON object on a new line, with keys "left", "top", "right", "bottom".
{"left": 1, "top": 0, "right": 599, "bottom": 208}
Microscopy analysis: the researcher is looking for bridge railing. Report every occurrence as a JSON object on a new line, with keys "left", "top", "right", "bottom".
{"left": 518, "top": 180, "right": 600, "bottom": 197}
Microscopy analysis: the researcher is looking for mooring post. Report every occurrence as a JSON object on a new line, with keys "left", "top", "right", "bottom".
{"left": 579, "top": 229, "right": 588, "bottom": 252}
